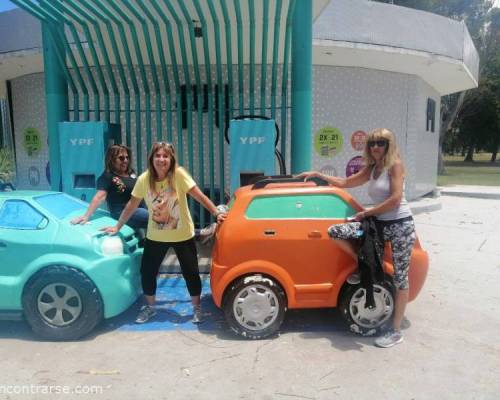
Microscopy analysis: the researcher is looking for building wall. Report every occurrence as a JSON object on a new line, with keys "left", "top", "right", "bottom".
{"left": 10, "top": 66, "right": 290, "bottom": 193}
{"left": 11, "top": 73, "right": 50, "bottom": 190}
{"left": 11, "top": 65, "right": 440, "bottom": 200}
{"left": 412, "top": 79, "right": 440, "bottom": 198}
{"left": 311, "top": 65, "right": 439, "bottom": 204}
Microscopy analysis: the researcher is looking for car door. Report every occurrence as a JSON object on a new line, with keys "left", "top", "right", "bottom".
{"left": 245, "top": 193, "right": 358, "bottom": 301}
{"left": 0, "top": 199, "right": 57, "bottom": 309}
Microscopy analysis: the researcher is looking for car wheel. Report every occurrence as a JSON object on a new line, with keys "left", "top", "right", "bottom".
{"left": 339, "top": 282, "right": 394, "bottom": 336}
{"left": 22, "top": 266, "right": 103, "bottom": 340}
{"left": 223, "top": 275, "right": 287, "bottom": 340}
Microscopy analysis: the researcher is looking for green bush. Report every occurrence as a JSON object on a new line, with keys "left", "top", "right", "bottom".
{"left": 0, "top": 147, "right": 15, "bottom": 183}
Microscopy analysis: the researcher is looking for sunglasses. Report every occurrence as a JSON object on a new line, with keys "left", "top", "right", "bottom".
{"left": 117, "top": 155, "right": 129, "bottom": 161}
{"left": 156, "top": 141, "right": 173, "bottom": 148}
{"left": 368, "top": 140, "right": 388, "bottom": 148}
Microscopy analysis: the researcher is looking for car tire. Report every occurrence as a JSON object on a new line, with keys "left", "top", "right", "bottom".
{"left": 223, "top": 274, "right": 287, "bottom": 340}
{"left": 22, "top": 265, "right": 104, "bottom": 340}
{"left": 338, "top": 281, "right": 394, "bottom": 336}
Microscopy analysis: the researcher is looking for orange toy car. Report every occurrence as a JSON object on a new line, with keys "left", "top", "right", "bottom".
{"left": 210, "top": 176, "right": 429, "bottom": 339}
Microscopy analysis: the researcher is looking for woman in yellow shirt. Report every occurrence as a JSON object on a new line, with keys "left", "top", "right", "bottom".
{"left": 103, "top": 142, "right": 226, "bottom": 324}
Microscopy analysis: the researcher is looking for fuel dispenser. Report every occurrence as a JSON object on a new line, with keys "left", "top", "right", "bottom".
{"left": 227, "top": 116, "right": 285, "bottom": 194}
{"left": 58, "top": 121, "right": 121, "bottom": 202}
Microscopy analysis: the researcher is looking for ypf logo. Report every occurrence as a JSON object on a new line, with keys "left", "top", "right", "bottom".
{"left": 70, "top": 138, "right": 95, "bottom": 146}
{"left": 239, "top": 136, "right": 266, "bottom": 145}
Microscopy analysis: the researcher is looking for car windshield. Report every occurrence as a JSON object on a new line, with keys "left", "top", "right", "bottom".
{"left": 34, "top": 193, "right": 87, "bottom": 219}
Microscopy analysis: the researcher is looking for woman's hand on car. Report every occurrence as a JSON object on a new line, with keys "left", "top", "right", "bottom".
{"left": 296, "top": 171, "right": 321, "bottom": 181}
{"left": 101, "top": 226, "right": 119, "bottom": 235}
{"left": 71, "top": 215, "right": 89, "bottom": 225}
{"left": 215, "top": 212, "right": 227, "bottom": 224}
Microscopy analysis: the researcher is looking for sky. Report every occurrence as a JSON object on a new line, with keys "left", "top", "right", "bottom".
{"left": 0, "top": 0, "right": 16, "bottom": 13}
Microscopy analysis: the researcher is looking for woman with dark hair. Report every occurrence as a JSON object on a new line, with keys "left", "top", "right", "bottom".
{"left": 102, "top": 142, "right": 226, "bottom": 324}
{"left": 71, "top": 144, "right": 148, "bottom": 229}
{"left": 299, "top": 128, "right": 416, "bottom": 348}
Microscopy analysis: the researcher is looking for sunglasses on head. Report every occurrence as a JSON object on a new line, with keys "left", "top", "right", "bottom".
{"left": 368, "top": 140, "right": 388, "bottom": 148}
{"left": 117, "top": 155, "right": 129, "bottom": 161}
{"left": 156, "top": 141, "right": 173, "bottom": 148}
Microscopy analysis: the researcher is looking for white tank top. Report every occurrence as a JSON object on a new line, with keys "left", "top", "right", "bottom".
{"left": 367, "top": 167, "right": 412, "bottom": 221}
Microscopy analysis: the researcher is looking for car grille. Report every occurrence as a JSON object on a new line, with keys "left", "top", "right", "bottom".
{"left": 123, "top": 232, "right": 139, "bottom": 253}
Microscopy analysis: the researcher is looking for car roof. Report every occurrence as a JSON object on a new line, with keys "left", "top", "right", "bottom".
{"left": 234, "top": 183, "right": 361, "bottom": 206}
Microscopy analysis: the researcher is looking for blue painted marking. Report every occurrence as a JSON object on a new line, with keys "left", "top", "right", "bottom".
{"left": 0, "top": 275, "right": 347, "bottom": 338}
{"left": 108, "top": 276, "right": 226, "bottom": 332}
{"left": 105, "top": 276, "right": 345, "bottom": 334}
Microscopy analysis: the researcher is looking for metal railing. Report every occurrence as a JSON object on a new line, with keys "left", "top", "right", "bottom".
{"left": 11, "top": 0, "right": 297, "bottom": 227}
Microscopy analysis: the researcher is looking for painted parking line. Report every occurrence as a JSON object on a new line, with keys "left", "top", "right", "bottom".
{"left": 108, "top": 276, "right": 225, "bottom": 332}
{"left": 106, "top": 275, "right": 346, "bottom": 334}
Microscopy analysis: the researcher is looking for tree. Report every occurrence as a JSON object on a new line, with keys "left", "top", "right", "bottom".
{"left": 374, "top": 0, "right": 495, "bottom": 169}
{"left": 455, "top": 80, "right": 497, "bottom": 160}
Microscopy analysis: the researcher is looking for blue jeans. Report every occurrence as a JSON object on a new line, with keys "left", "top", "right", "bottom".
{"left": 112, "top": 207, "right": 149, "bottom": 230}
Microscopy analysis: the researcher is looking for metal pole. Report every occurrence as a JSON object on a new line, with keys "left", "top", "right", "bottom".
{"left": 291, "top": 0, "right": 312, "bottom": 173}
{"left": 42, "top": 22, "right": 68, "bottom": 191}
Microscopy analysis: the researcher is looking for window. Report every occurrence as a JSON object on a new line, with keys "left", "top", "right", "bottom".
{"left": 34, "top": 193, "right": 86, "bottom": 219}
{"left": 426, "top": 98, "right": 436, "bottom": 132}
{"left": 245, "top": 194, "right": 356, "bottom": 220}
{"left": 0, "top": 200, "right": 46, "bottom": 229}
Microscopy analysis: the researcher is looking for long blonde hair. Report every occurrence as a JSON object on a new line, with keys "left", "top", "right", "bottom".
{"left": 363, "top": 128, "right": 400, "bottom": 170}
{"left": 147, "top": 142, "right": 177, "bottom": 191}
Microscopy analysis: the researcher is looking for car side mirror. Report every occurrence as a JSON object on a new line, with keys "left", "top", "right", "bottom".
{"left": 37, "top": 218, "right": 49, "bottom": 229}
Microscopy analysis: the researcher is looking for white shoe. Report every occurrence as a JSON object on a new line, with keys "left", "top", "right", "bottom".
{"left": 135, "top": 305, "right": 156, "bottom": 324}
{"left": 192, "top": 305, "right": 202, "bottom": 324}
{"left": 374, "top": 330, "right": 403, "bottom": 348}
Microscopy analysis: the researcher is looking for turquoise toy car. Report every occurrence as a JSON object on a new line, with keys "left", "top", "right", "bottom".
{"left": 0, "top": 191, "right": 142, "bottom": 340}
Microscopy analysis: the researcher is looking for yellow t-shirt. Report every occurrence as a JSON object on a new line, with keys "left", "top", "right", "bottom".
{"left": 132, "top": 167, "right": 196, "bottom": 242}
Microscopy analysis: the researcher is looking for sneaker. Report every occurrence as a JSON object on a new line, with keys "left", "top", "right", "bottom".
{"left": 347, "top": 273, "right": 361, "bottom": 285}
{"left": 374, "top": 329, "right": 404, "bottom": 348}
{"left": 191, "top": 305, "right": 202, "bottom": 324}
{"left": 135, "top": 305, "right": 156, "bottom": 324}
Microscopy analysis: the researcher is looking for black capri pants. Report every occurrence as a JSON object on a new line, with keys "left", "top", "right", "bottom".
{"left": 141, "top": 237, "right": 201, "bottom": 297}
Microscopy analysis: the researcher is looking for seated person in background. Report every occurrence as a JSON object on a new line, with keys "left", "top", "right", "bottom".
{"left": 71, "top": 144, "right": 148, "bottom": 229}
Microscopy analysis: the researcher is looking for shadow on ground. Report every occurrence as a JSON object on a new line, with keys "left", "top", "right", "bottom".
{"left": 0, "top": 276, "right": 362, "bottom": 347}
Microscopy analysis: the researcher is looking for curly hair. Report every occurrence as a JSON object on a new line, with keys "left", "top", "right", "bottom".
{"left": 104, "top": 145, "right": 134, "bottom": 175}
{"left": 363, "top": 128, "right": 401, "bottom": 170}
{"left": 147, "top": 142, "right": 177, "bottom": 191}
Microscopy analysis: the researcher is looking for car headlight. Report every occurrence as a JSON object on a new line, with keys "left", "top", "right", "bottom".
{"left": 101, "top": 236, "right": 124, "bottom": 256}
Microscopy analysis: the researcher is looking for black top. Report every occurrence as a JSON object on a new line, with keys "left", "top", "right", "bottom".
{"left": 96, "top": 172, "right": 137, "bottom": 217}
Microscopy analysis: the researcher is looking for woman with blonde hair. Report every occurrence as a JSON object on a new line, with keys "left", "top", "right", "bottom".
{"left": 103, "top": 142, "right": 226, "bottom": 324}
{"left": 299, "top": 128, "right": 416, "bottom": 348}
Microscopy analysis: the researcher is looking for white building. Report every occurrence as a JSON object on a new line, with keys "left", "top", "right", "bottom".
{"left": 0, "top": 0, "right": 479, "bottom": 202}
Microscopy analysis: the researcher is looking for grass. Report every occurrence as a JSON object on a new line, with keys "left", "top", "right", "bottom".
{"left": 438, "top": 152, "right": 500, "bottom": 186}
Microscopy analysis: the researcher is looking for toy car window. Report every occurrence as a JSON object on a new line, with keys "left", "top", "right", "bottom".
{"left": 245, "top": 194, "right": 356, "bottom": 219}
{"left": 34, "top": 193, "right": 87, "bottom": 219}
{"left": 0, "top": 200, "right": 46, "bottom": 229}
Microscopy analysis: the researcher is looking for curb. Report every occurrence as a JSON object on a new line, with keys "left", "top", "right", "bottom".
{"left": 439, "top": 190, "right": 500, "bottom": 200}
{"left": 410, "top": 200, "right": 442, "bottom": 215}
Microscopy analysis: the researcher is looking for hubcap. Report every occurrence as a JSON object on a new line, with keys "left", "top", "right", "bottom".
{"left": 233, "top": 284, "right": 279, "bottom": 331}
{"left": 348, "top": 284, "right": 394, "bottom": 328}
{"left": 37, "top": 283, "right": 83, "bottom": 327}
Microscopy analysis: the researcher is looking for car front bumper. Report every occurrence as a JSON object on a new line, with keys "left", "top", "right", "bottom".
{"left": 87, "top": 249, "right": 143, "bottom": 319}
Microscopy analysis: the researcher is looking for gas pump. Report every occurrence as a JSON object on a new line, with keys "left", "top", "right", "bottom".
{"left": 226, "top": 116, "right": 285, "bottom": 194}
{"left": 58, "top": 121, "right": 121, "bottom": 202}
